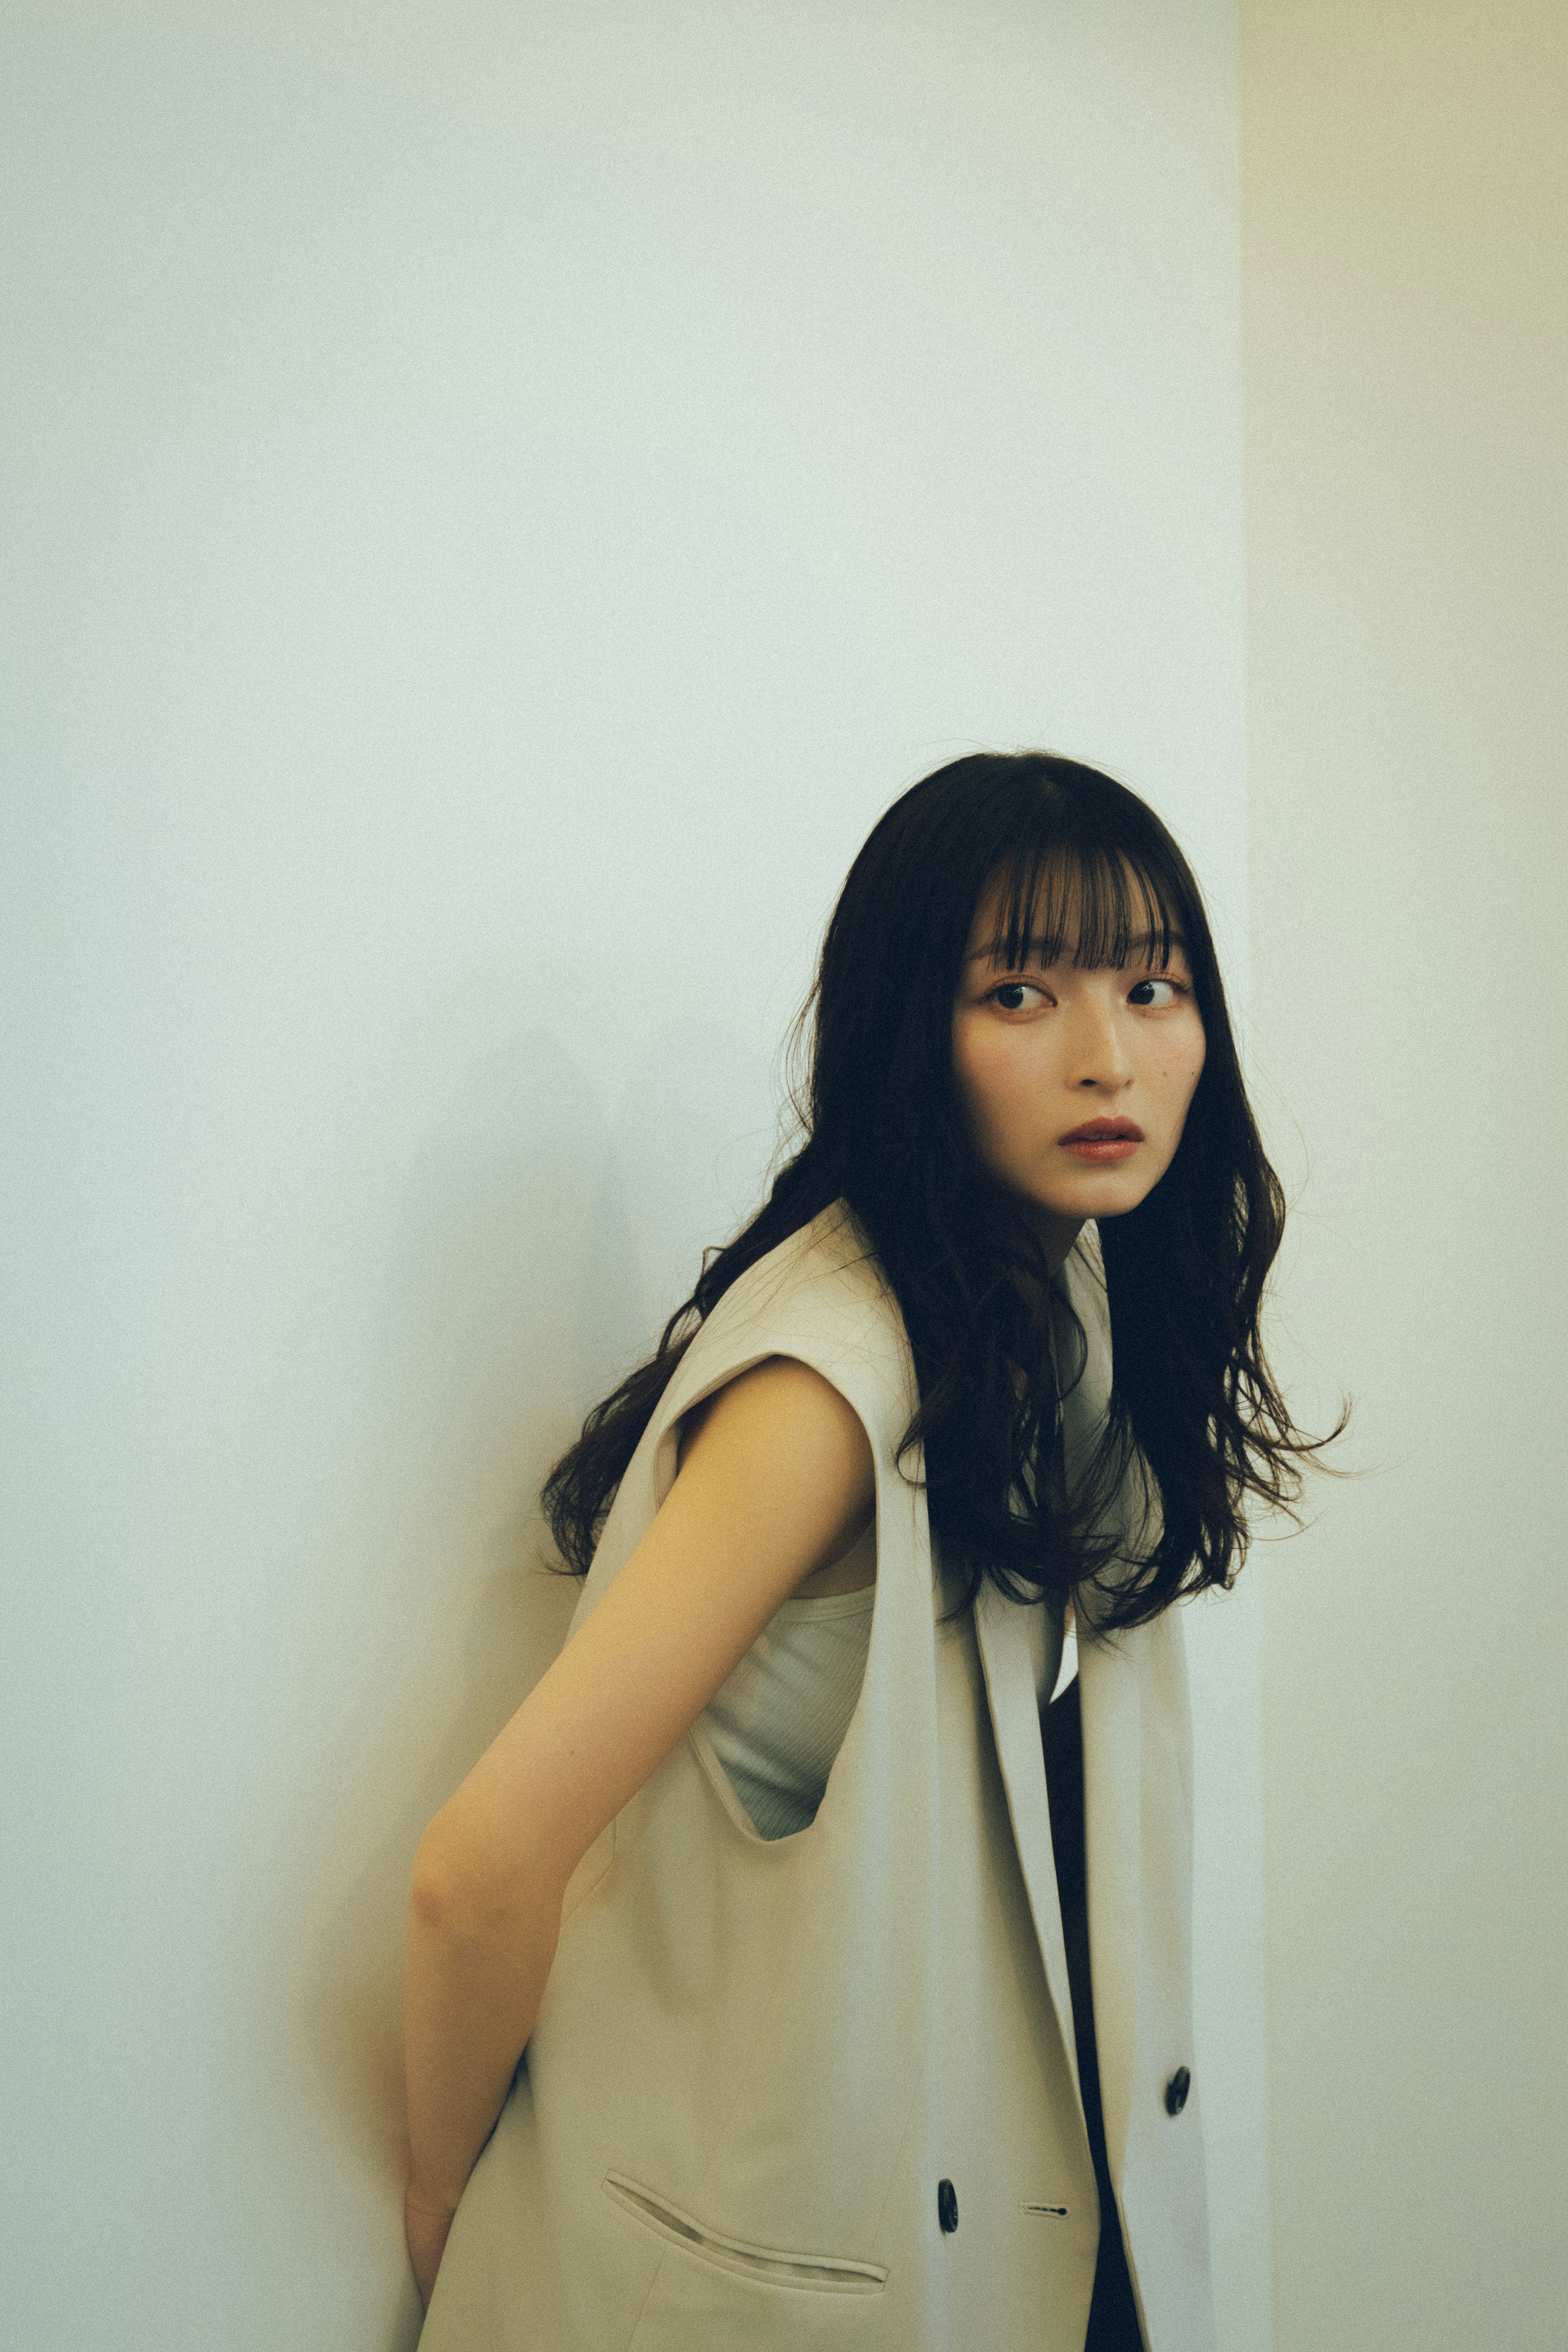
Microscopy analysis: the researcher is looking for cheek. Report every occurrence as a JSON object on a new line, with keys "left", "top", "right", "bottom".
{"left": 1169, "top": 1028, "right": 1206, "bottom": 1109}
{"left": 953, "top": 1021, "right": 1028, "bottom": 1138}
{"left": 1145, "top": 1025, "right": 1205, "bottom": 1111}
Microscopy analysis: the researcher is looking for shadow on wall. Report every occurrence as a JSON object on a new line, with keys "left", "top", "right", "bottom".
{"left": 243, "top": 1013, "right": 775, "bottom": 2339}
{"left": 282, "top": 1029, "right": 641, "bottom": 2336}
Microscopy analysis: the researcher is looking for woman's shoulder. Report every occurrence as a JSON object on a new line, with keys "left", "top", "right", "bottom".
{"left": 721, "top": 1198, "right": 888, "bottom": 1318}
{"left": 671, "top": 1202, "right": 915, "bottom": 1440}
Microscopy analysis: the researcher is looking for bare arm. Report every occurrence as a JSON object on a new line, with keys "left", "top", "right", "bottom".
{"left": 403, "top": 1355, "right": 874, "bottom": 2236}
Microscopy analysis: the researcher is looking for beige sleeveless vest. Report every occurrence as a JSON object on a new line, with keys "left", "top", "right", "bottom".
{"left": 418, "top": 1203, "right": 1216, "bottom": 2352}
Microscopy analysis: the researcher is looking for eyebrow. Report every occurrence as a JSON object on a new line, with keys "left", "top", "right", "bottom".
{"left": 964, "top": 929, "right": 1189, "bottom": 965}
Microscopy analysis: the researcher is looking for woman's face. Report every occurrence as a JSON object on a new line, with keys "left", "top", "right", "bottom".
{"left": 951, "top": 869, "right": 1208, "bottom": 1268}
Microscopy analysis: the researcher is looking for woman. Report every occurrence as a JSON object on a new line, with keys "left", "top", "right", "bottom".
{"left": 403, "top": 751, "right": 1332, "bottom": 2350}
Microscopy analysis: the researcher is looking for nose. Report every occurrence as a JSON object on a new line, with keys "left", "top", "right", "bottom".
{"left": 1063, "top": 992, "right": 1134, "bottom": 1091}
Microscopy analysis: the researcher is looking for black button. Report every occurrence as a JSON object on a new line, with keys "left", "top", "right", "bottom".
{"left": 937, "top": 2178, "right": 959, "bottom": 2234}
{"left": 1164, "top": 2066, "right": 1192, "bottom": 2116}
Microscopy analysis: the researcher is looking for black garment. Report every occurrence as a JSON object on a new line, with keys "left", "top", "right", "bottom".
{"left": 1042, "top": 1675, "right": 1146, "bottom": 2352}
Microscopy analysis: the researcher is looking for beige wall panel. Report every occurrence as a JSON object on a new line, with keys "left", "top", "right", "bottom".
{"left": 1242, "top": 7, "right": 1568, "bottom": 2348}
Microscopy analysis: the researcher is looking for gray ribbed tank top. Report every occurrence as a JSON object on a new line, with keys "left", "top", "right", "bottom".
{"left": 704, "top": 1545, "right": 1070, "bottom": 1841}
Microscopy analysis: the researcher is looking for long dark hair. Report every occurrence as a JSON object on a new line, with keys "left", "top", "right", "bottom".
{"left": 543, "top": 751, "right": 1340, "bottom": 1629}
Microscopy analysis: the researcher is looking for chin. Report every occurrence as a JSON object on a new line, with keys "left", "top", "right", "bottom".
{"left": 1042, "top": 1178, "right": 1149, "bottom": 1223}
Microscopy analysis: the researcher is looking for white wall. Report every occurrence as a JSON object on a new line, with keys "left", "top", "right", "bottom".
{"left": 0, "top": 7, "right": 1261, "bottom": 2346}
{"left": 1242, "top": 5, "right": 1568, "bottom": 2346}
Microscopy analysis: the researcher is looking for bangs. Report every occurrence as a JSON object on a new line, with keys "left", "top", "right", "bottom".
{"left": 984, "top": 837, "right": 1183, "bottom": 972}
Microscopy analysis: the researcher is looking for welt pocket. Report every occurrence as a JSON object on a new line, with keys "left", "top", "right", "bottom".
{"left": 601, "top": 2172, "right": 888, "bottom": 2295}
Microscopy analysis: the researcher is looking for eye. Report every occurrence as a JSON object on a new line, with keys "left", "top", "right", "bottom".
{"left": 988, "top": 979, "right": 1053, "bottom": 1012}
{"left": 1127, "top": 976, "right": 1186, "bottom": 1008}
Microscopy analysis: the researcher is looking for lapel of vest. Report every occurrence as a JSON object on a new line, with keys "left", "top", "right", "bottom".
{"left": 1062, "top": 1230, "right": 1141, "bottom": 2190}
{"left": 973, "top": 1584, "right": 1082, "bottom": 2110}
{"left": 1076, "top": 1614, "right": 1141, "bottom": 2189}
{"left": 971, "top": 1574, "right": 1146, "bottom": 2195}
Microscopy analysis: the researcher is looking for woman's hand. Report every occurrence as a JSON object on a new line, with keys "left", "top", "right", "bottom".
{"left": 404, "top": 2181, "right": 457, "bottom": 2312}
